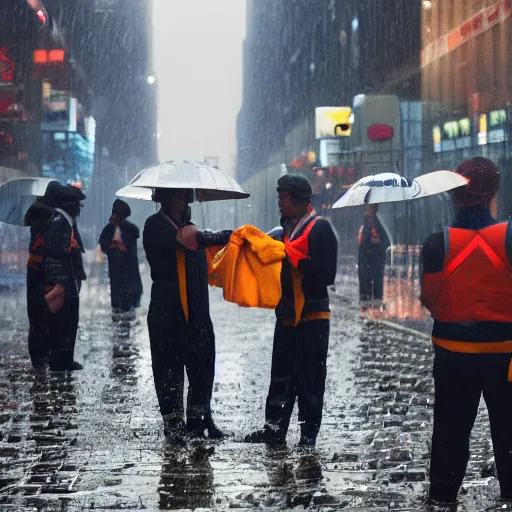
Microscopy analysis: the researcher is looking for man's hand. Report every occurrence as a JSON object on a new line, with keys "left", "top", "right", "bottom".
{"left": 44, "top": 283, "right": 65, "bottom": 314}
{"left": 177, "top": 224, "right": 199, "bottom": 251}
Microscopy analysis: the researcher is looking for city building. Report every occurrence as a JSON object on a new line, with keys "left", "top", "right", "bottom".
{"left": 421, "top": 0, "right": 512, "bottom": 216}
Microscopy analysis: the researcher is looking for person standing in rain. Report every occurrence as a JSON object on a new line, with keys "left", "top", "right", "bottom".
{"left": 421, "top": 157, "right": 512, "bottom": 507}
{"left": 357, "top": 203, "right": 389, "bottom": 309}
{"left": 180, "top": 174, "right": 338, "bottom": 446}
{"left": 143, "top": 188, "right": 230, "bottom": 441}
{"left": 98, "top": 199, "right": 143, "bottom": 317}
{"left": 24, "top": 182, "right": 86, "bottom": 371}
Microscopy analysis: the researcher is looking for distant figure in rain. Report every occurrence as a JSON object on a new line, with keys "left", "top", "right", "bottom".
{"left": 421, "top": 158, "right": 512, "bottom": 507}
{"left": 358, "top": 203, "right": 390, "bottom": 309}
{"left": 24, "top": 182, "right": 86, "bottom": 371}
{"left": 143, "top": 188, "right": 229, "bottom": 442}
{"left": 98, "top": 199, "right": 142, "bottom": 317}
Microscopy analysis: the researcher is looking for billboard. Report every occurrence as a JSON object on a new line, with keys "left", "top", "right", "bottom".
{"left": 315, "top": 107, "right": 353, "bottom": 139}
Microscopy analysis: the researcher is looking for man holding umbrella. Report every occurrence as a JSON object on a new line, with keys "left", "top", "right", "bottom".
{"left": 421, "top": 157, "right": 512, "bottom": 506}
{"left": 143, "top": 188, "right": 231, "bottom": 441}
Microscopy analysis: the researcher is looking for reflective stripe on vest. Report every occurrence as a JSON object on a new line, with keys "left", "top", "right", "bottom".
{"left": 427, "top": 222, "right": 512, "bottom": 354}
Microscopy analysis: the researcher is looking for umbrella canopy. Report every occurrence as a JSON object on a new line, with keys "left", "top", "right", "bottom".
{"left": 116, "top": 161, "right": 250, "bottom": 202}
{"left": 332, "top": 171, "right": 469, "bottom": 208}
{"left": 0, "top": 177, "right": 57, "bottom": 226}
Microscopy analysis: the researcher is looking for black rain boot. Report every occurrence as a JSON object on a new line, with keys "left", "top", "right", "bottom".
{"left": 205, "top": 417, "right": 225, "bottom": 440}
{"left": 163, "top": 414, "right": 186, "bottom": 443}
{"left": 244, "top": 425, "right": 286, "bottom": 446}
{"left": 186, "top": 417, "right": 207, "bottom": 439}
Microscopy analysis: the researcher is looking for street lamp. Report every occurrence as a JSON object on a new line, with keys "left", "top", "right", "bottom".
{"left": 147, "top": 75, "right": 156, "bottom": 85}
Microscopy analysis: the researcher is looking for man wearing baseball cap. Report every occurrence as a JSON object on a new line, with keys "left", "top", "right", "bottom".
{"left": 421, "top": 157, "right": 512, "bottom": 507}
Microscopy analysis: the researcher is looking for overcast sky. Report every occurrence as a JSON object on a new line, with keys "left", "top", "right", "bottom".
{"left": 153, "top": 0, "right": 246, "bottom": 176}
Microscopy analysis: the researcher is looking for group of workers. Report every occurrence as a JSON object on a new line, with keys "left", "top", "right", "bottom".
{"left": 23, "top": 156, "right": 512, "bottom": 508}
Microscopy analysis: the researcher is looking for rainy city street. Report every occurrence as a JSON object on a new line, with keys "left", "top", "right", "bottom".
{"left": 0, "top": 268, "right": 503, "bottom": 511}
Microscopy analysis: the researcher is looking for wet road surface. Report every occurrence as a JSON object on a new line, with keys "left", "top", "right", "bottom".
{"left": 0, "top": 270, "right": 504, "bottom": 511}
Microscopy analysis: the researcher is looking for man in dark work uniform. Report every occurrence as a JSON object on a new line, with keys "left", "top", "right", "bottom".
{"left": 25, "top": 182, "right": 86, "bottom": 371}
{"left": 143, "top": 188, "right": 231, "bottom": 441}
{"left": 421, "top": 157, "right": 512, "bottom": 508}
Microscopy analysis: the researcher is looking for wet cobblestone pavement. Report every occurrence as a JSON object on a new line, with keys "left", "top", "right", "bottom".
{"left": 0, "top": 272, "right": 504, "bottom": 511}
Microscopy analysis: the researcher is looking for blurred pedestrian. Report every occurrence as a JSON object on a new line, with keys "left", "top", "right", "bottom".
{"left": 421, "top": 157, "right": 512, "bottom": 507}
{"left": 98, "top": 199, "right": 142, "bottom": 317}
{"left": 143, "top": 188, "right": 229, "bottom": 441}
{"left": 358, "top": 203, "right": 389, "bottom": 309}
{"left": 24, "top": 182, "right": 86, "bottom": 371}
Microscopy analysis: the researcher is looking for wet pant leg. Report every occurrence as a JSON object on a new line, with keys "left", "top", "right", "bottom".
{"left": 265, "top": 321, "right": 296, "bottom": 438}
{"left": 47, "top": 288, "right": 79, "bottom": 371}
{"left": 27, "top": 278, "right": 50, "bottom": 368}
{"left": 147, "top": 300, "right": 186, "bottom": 418}
{"left": 482, "top": 354, "right": 512, "bottom": 498}
{"left": 358, "top": 259, "right": 373, "bottom": 302}
{"left": 296, "top": 320, "right": 329, "bottom": 442}
{"left": 185, "top": 319, "right": 216, "bottom": 422}
{"left": 429, "top": 349, "right": 481, "bottom": 502}
{"left": 372, "top": 261, "right": 385, "bottom": 301}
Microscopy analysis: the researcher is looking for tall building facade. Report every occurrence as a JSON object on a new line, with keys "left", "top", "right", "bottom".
{"left": 421, "top": 0, "right": 512, "bottom": 216}
{"left": 235, "top": 0, "right": 421, "bottom": 230}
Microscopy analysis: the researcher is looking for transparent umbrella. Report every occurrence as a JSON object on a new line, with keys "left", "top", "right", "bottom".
{"left": 332, "top": 171, "right": 468, "bottom": 208}
{"left": 0, "top": 177, "right": 57, "bottom": 226}
{"left": 116, "top": 161, "right": 250, "bottom": 202}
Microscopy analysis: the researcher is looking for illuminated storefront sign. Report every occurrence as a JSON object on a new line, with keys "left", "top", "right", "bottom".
{"left": 315, "top": 106, "right": 353, "bottom": 139}
{"left": 422, "top": 0, "right": 512, "bottom": 67}
{"left": 433, "top": 118, "right": 472, "bottom": 152}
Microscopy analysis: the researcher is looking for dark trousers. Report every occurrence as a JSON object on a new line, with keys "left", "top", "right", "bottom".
{"left": 430, "top": 347, "right": 512, "bottom": 502}
{"left": 264, "top": 319, "right": 329, "bottom": 441}
{"left": 147, "top": 300, "right": 215, "bottom": 422}
{"left": 27, "top": 278, "right": 79, "bottom": 371}
{"left": 358, "top": 254, "right": 385, "bottom": 301}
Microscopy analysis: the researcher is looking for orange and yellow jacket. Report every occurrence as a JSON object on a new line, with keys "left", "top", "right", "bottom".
{"left": 205, "top": 224, "right": 286, "bottom": 310}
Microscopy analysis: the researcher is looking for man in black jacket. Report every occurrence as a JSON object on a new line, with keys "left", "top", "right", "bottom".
{"left": 143, "top": 188, "right": 231, "bottom": 441}
{"left": 98, "top": 199, "right": 143, "bottom": 316}
{"left": 25, "top": 182, "right": 86, "bottom": 371}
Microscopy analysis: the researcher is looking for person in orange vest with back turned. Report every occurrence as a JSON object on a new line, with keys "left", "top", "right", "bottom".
{"left": 421, "top": 157, "right": 512, "bottom": 508}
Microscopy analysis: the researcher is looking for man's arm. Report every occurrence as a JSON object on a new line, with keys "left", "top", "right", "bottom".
{"left": 419, "top": 232, "right": 445, "bottom": 311}
{"left": 297, "top": 218, "right": 338, "bottom": 287}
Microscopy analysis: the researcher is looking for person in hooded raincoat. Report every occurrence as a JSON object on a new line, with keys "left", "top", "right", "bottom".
{"left": 142, "top": 188, "right": 231, "bottom": 442}
{"left": 24, "top": 181, "right": 86, "bottom": 371}
{"left": 357, "top": 203, "right": 390, "bottom": 307}
{"left": 179, "top": 174, "right": 338, "bottom": 446}
{"left": 98, "top": 199, "right": 143, "bottom": 316}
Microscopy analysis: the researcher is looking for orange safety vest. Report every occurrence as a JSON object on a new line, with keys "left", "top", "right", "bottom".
{"left": 282, "top": 216, "right": 330, "bottom": 326}
{"left": 422, "top": 223, "right": 512, "bottom": 371}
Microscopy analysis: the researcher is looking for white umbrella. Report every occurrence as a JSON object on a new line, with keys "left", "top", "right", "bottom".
{"left": 116, "top": 161, "right": 250, "bottom": 202}
{"left": 332, "top": 171, "right": 468, "bottom": 208}
{"left": 0, "top": 177, "right": 58, "bottom": 226}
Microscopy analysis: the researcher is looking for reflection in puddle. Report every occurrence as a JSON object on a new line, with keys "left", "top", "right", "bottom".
{"left": 158, "top": 441, "right": 214, "bottom": 510}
